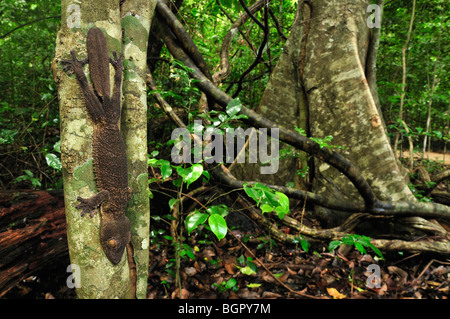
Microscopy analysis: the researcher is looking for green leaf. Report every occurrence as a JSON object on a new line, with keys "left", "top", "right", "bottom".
{"left": 45, "top": 153, "right": 62, "bottom": 171}
{"left": 329, "top": 240, "right": 342, "bottom": 253}
{"left": 202, "top": 170, "right": 210, "bottom": 182}
{"left": 185, "top": 211, "right": 209, "bottom": 234}
{"left": 53, "top": 141, "right": 61, "bottom": 153}
{"left": 247, "top": 283, "right": 261, "bottom": 288}
{"left": 276, "top": 191, "right": 289, "bottom": 210}
{"left": 225, "top": 278, "right": 237, "bottom": 289}
{"left": 226, "top": 98, "right": 242, "bottom": 117}
{"left": 354, "top": 242, "right": 367, "bottom": 255}
{"left": 260, "top": 203, "right": 274, "bottom": 214}
{"left": 168, "top": 198, "right": 178, "bottom": 211}
{"left": 246, "top": 257, "right": 258, "bottom": 273}
{"left": 370, "top": 245, "right": 384, "bottom": 260}
{"left": 207, "top": 204, "right": 229, "bottom": 217}
{"left": 300, "top": 238, "right": 310, "bottom": 252}
{"left": 160, "top": 160, "right": 172, "bottom": 180}
{"left": 208, "top": 214, "right": 227, "bottom": 240}
{"left": 182, "top": 244, "right": 195, "bottom": 260}
{"left": 243, "top": 184, "right": 261, "bottom": 203}
{"left": 237, "top": 265, "right": 256, "bottom": 276}
{"left": 177, "top": 163, "right": 203, "bottom": 188}
{"left": 342, "top": 235, "right": 356, "bottom": 246}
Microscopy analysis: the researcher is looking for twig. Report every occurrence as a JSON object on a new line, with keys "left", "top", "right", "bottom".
{"left": 414, "top": 259, "right": 450, "bottom": 283}
{"left": 233, "top": 2, "right": 269, "bottom": 97}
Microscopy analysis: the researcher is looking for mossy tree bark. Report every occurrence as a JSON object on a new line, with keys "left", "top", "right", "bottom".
{"left": 120, "top": 0, "right": 156, "bottom": 299}
{"left": 52, "top": 0, "right": 155, "bottom": 298}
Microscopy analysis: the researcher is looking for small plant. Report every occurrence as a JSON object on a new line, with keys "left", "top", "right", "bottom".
{"left": 243, "top": 182, "right": 290, "bottom": 219}
{"left": 213, "top": 278, "right": 238, "bottom": 293}
{"left": 292, "top": 235, "right": 311, "bottom": 253}
{"left": 408, "top": 182, "right": 433, "bottom": 203}
{"left": 15, "top": 170, "right": 41, "bottom": 188}
{"left": 185, "top": 204, "right": 229, "bottom": 241}
{"left": 236, "top": 254, "right": 258, "bottom": 275}
{"left": 329, "top": 234, "right": 384, "bottom": 260}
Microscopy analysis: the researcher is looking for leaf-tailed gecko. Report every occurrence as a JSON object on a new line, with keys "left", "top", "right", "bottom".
{"left": 62, "top": 27, "right": 132, "bottom": 264}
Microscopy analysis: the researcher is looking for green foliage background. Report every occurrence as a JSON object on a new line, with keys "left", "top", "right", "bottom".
{"left": 0, "top": 0, "right": 448, "bottom": 190}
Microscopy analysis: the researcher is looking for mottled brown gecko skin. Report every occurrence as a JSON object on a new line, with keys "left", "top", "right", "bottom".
{"left": 62, "top": 27, "right": 131, "bottom": 264}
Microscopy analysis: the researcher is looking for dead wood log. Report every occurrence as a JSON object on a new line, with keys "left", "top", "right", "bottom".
{"left": 0, "top": 190, "right": 67, "bottom": 297}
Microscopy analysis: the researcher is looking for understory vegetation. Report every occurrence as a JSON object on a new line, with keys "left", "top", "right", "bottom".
{"left": 0, "top": 0, "right": 449, "bottom": 299}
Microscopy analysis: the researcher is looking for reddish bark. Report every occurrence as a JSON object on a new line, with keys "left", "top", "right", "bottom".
{"left": 0, "top": 190, "right": 67, "bottom": 297}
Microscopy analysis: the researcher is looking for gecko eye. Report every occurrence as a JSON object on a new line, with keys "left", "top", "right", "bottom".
{"left": 107, "top": 239, "right": 118, "bottom": 249}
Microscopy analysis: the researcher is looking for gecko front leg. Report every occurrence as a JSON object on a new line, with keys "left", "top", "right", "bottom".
{"left": 75, "top": 190, "right": 110, "bottom": 218}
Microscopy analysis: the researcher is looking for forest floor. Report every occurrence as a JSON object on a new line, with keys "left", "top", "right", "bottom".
{"left": 5, "top": 208, "right": 449, "bottom": 300}
{"left": 3, "top": 151, "right": 450, "bottom": 299}
{"left": 144, "top": 214, "right": 450, "bottom": 299}
{"left": 399, "top": 150, "right": 450, "bottom": 165}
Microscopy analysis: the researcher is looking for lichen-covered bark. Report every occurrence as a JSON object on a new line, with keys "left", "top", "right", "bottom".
{"left": 52, "top": 0, "right": 132, "bottom": 299}
{"left": 120, "top": 0, "right": 156, "bottom": 299}
{"left": 302, "top": 0, "right": 415, "bottom": 225}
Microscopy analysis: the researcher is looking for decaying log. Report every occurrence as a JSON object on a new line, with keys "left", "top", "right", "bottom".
{"left": 0, "top": 190, "right": 67, "bottom": 297}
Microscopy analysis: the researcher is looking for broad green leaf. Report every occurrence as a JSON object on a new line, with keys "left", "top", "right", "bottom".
{"left": 226, "top": 98, "right": 242, "bottom": 117}
{"left": 244, "top": 184, "right": 261, "bottom": 203}
{"left": 177, "top": 164, "right": 203, "bottom": 188}
{"left": 329, "top": 240, "right": 342, "bottom": 253}
{"left": 218, "top": 113, "right": 228, "bottom": 122}
{"left": 202, "top": 170, "right": 210, "bottom": 181}
{"left": 300, "top": 238, "right": 310, "bottom": 252}
{"left": 53, "top": 141, "right": 61, "bottom": 153}
{"left": 208, "top": 214, "right": 227, "bottom": 240}
{"left": 182, "top": 244, "right": 195, "bottom": 260}
{"left": 275, "top": 206, "right": 287, "bottom": 219}
{"left": 263, "top": 189, "right": 279, "bottom": 207}
{"left": 168, "top": 198, "right": 178, "bottom": 211}
{"left": 342, "top": 235, "right": 356, "bottom": 246}
{"left": 207, "top": 204, "right": 229, "bottom": 217}
{"left": 160, "top": 160, "right": 172, "bottom": 180}
{"left": 45, "top": 153, "right": 62, "bottom": 170}
{"left": 276, "top": 191, "right": 289, "bottom": 210}
{"left": 369, "top": 244, "right": 384, "bottom": 260}
{"left": 354, "top": 242, "right": 367, "bottom": 255}
{"left": 237, "top": 265, "right": 256, "bottom": 276}
{"left": 260, "top": 203, "right": 274, "bottom": 214}
{"left": 246, "top": 257, "right": 258, "bottom": 273}
{"left": 225, "top": 278, "right": 237, "bottom": 289}
{"left": 185, "top": 211, "right": 208, "bottom": 234}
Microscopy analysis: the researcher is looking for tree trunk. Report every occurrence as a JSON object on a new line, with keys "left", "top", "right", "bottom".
{"left": 120, "top": 0, "right": 156, "bottom": 299}
{"left": 51, "top": 0, "right": 153, "bottom": 298}
{"left": 300, "top": 0, "right": 441, "bottom": 234}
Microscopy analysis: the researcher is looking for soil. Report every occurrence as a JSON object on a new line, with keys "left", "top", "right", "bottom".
{"left": 399, "top": 151, "right": 450, "bottom": 165}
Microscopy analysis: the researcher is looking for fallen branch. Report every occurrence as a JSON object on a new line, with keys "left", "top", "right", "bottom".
{"left": 0, "top": 190, "right": 68, "bottom": 297}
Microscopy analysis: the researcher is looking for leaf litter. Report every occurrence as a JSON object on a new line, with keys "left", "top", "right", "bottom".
{"left": 147, "top": 214, "right": 450, "bottom": 299}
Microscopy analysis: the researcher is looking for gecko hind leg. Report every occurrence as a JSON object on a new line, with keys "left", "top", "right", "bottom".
{"left": 76, "top": 190, "right": 110, "bottom": 218}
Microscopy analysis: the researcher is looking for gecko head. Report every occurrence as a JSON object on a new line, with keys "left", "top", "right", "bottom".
{"left": 100, "top": 216, "right": 131, "bottom": 265}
